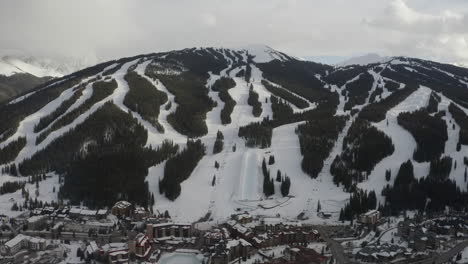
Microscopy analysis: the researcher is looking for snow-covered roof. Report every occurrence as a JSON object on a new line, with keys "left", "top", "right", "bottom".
{"left": 5, "top": 234, "right": 26, "bottom": 248}
{"left": 27, "top": 215, "right": 45, "bottom": 223}
{"left": 113, "top": 200, "right": 131, "bottom": 209}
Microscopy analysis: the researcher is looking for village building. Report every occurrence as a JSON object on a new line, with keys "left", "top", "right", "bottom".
{"left": 203, "top": 228, "right": 229, "bottom": 246}
{"left": 235, "top": 212, "right": 253, "bottom": 225}
{"left": 146, "top": 222, "right": 193, "bottom": 240}
{"left": 357, "top": 243, "right": 408, "bottom": 263}
{"left": 128, "top": 233, "right": 151, "bottom": 259}
{"left": 208, "top": 238, "right": 255, "bottom": 264}
{"left": 359, "top": 210, "right": 381, "bottom": 225}
{"left": 283, "top": 246, "right": 327, "bottom": 264}
{"left": 69, "top": 207, "right": 83, "bottom": 219}
{"left": 0, "top": 234, "right": 47, "bottom": 256}
{"left": 96, "top": 209, "right": 109, "bottom": 220}
{"left": 108, "top": 249, "right": 129, "bottom": 264}
{"left": 85, "top": 241, "right": 100, "bottom": 260}
{"left": 26, "top": 215, "right": 47, "bottom": 230}
{"left": 133, "top": 207, "right": 150, "bottom": 221}
{"left": 398, "top": 220, "right": 441, "bottom": 251}
{"left": 111, "top": 201, "right": 132, "bottom": 217}
{"left": 100, "top": 243, "right": 129, "bottom": 264}
{"left": 226, "top": 220, "right": 253, "bottom": 240}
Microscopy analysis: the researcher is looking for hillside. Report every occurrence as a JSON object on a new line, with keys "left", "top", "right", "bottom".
{"left": 0, "top": 54, "right": 90, "bottom": 103}
{"left": 0, "top": 46, "right": 467, "bottom": 223}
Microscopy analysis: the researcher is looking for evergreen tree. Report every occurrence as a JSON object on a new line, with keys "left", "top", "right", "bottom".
{"left": 213, "top": 131, "right": 224, "bottom": 154}
{"left": 214, "top": 161, "right": 220, "bottom": 169}
{"left": 268, "top": 155, "right": 275, "bottom": 165}
{"left": 385, "top": 169, "right": 391, "bottom": 182}
{"left": 262, "top": 158, "right": 268, "bottom": 177}
{"left": 276, "top": 170, "right": 282, "bottom": 182}
{"left": 216, "top": 130, "right": 224, "bottom": 140}
{"left": 280, "top": 176, "right": 290, "bottom": 197}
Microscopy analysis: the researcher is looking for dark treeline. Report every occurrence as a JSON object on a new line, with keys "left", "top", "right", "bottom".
{"left": 343, "top": 72, "right": 374, "bottom": 110}
{"left": 324, "top": 66, "right": 367, "bottom": 87}
{"left": 384, "top": 80, "right": 400, "bottom": 92}
{"left": 331, "top": 118, "right": 394, "bottom": 190}
{"left": 102, "top": 63, "right": 123, "bottom": 76}
{"left": 247, "top": 84, "right": 262, "bottom": 117}
{"left": 165, "top": 48, "right": 228, "bottom": 76}
{"left": 0, "top": 181, "right": 25, "bottom": 195}
{"left": 62, "top": 140, "right": 177, "bottom": 208}
{"left": 368, "top": 85, "right": 383, "bottom": 104}
{"left": 258, "top": 59, "right": 334, "bottom": 105}
{"left": 239, "top": 120, "right": 272, "bottom": 148}
{"left": 34, "top": 87, "right": 84, "bottom": 133}
{"left": 239, "top": 91, "right": 340, "bottom": 150}
{"left": 0, "top": 55, "right": 128, "bottom": 142}
{"left": 262, "top": 158, "right": 274, "bottom": 197}
{"left": 261, "top": 80, "right": 309, "bottom": 109}
{"left": 296, "top": 114, "right": 347, "bottom": 178}
{"left": 449, "top": 103, "right": 468, "bottom": 145}
{"left": 426, "top": 92, "right": 441, "bottom": 113}
{"left": 20, "top": 102, "right": 148, "bottom": 175}
{"left": 212, "top": 77, "right": 236, "bottom": 125}
{"left": 339, "top": 190, "right": 377, "bottom": 221}
{"left": 1, "top": 163, "right": 18, "bottom": 176}
{"left": 0, "top": 78, "right": 83, "bottom": 142}
{"left": 124, "top": 71, "right": 168, "bottom": 132}
{"left": 0, "top": 137, "right": 26, "bottom": 166}
{"left": 20, "top": 102, "right": 179, "bottom": 207}
{"left": 397, "top": 109, "right": 447, "bottom": 162}
{"left": 159, "top": 139, "right": 206, "bottom": 201}
{"left": 381, "top": 158, "right": 468, "bottom": 215}
{"left": 146, "top": 60, "right": 215, "bottom": 137}
{"left": 271, "top": 96, "right": 293, "bottom": 121}
{"left": 36, "top": 79, "right": 118, "bottom": 144}
{"left": 381, "top": 62, "right": 468, "bottom": 108}
{"left": 245, "top": 61, "right": 252, "bottom": 83}
{"left": 359, "top": 84, "right": 418, "bottom": 122}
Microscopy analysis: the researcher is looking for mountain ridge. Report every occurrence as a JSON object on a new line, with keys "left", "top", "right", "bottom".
{"left": 0, "top": 46, "right": 467, "bottom": 223}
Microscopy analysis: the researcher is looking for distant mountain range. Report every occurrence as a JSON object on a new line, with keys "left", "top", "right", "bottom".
{"left": 0, "top": 53, "right": 92, "bottom": 103}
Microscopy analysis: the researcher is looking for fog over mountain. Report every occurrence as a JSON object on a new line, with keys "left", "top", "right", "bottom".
{"left": 1, "top": 0, "right": 467, "bottom": 64}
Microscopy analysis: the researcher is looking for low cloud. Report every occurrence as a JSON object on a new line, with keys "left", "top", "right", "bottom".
{"left": 365, "top": 0, "right": 468, "bottom": 63}
{"left": 0, "top": 0, "right": 467, "bottom": 64}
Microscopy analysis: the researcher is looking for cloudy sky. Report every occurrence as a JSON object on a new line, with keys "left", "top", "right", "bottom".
{"left": 1, "top": 0, "right": 467, "bottom": 64}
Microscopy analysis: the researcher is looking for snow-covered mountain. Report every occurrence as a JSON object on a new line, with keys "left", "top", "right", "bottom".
{"left": 336, "top": 53, "right": 389, "bottom": 66}
{"left": 0, "top": 53, "right": 94, "bottom": 103}
{"left": 0, "top": 54, "right": 92, "bottom": 77}
{"left": 0, "top": 45, "right": 467, "bottom": 223}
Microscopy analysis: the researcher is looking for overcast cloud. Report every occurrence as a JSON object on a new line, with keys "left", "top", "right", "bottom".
{"left": 0, "top": 0, "right": 467, "bottom": 64}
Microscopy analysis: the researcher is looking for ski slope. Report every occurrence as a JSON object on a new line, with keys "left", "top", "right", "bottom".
{"left": 1, "top": 47, "right": 468, "bottom": 222}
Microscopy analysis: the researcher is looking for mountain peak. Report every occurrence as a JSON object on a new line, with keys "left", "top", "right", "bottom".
{"left": 237, "top": 44, "right": 290, "bottom": 63}
{"left": 336, "top": 53, "right": 389, "bottom": 67}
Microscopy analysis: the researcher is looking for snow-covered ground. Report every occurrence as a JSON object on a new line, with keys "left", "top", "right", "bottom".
{"left": 359, "top": 86, "right": 432, "bottom": 202}
{"left": 456, "top": 246, "right": 468, "bottom": 264}
{"left": 145, "top": 61, "right": 349, "bottom": 223}
{"left": 1, "top": 49, "right": 467, "bottom": 223}
{"left": 0, "top": 173, "right": 59, "bottom": 217}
